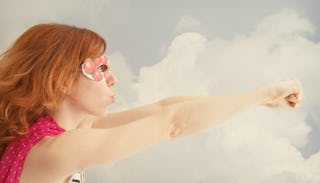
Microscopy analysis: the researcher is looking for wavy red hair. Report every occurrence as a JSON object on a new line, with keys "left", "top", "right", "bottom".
{"left": 0, "top": 23, "right": 106, "bottom": 157}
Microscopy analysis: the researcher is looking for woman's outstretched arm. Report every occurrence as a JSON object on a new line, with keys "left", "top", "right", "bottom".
{"left": 34, "top": 80, "right": 301, "bottom": 179}
{"left": 93, "top": 96, "right": 221, "bottom": 128}
{"left": 166, "top": 80, "right": 302, "bottom": 138}
{"left": 165, "top": 80, "right": 302, "bottom": 139}
{"left": 94, "top": 80, "right": 301, "bottom": 131}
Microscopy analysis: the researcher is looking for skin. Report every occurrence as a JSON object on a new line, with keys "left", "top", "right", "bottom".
{"left": 19, "top": 70, "right": 303, "bottom": 183}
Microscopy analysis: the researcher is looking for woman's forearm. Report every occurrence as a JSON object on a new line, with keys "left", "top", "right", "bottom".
{"left": 165, "top": 87, "right": 270, "bottom": 139}
{"left": 158, "top": 95, "right": 210, "bottom": 106}
{"left": 94, "top": 95, "right": 216, "bottom": 129}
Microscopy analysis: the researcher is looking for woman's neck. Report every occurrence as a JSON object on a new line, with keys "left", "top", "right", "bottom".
{"left": 50, "top": 100, "right": 93, "bottom": 131}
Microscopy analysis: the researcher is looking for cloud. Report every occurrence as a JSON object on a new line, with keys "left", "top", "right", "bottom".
{"left": 254, "top": 10, "right": 316, "bottom": 38}
{"left": 87, "top": 10, "right": 320, "bottom": 182}
{"left": 175, "top": 15, "right": 205, "bottom": 34}
{"left": 132, "top": 32, "right": 210, "bottom": 105}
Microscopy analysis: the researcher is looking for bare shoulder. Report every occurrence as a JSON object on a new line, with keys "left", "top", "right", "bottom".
{"left": 20, "top": 136, "right": 68, "bottom": 182}
{"left": 21, "top": 128, "right": 107, "bottom": 182}
{"left": 21, "top": 129, "right": 105, "bottom": 180}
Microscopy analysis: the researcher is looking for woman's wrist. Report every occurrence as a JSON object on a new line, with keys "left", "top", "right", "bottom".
{"left": 251, "top": 87, "right": 273, "bottom": 106}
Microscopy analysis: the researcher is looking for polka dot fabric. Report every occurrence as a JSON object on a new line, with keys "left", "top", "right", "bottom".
{"left": 0, "top": 115, "right": 65, "bottom": 183}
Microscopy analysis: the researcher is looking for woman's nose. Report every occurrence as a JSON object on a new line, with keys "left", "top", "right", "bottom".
{"left": 107, "top": 73, "right": 117, "bottom": 87}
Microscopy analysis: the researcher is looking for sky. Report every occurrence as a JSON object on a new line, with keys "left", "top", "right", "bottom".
{"left": 1, "top": 0, "right": 320, "bottom": 182}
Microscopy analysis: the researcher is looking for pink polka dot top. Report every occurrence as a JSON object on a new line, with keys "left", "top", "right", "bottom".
{"left": 0, "top": 115, "right": 66, "bottom": 183}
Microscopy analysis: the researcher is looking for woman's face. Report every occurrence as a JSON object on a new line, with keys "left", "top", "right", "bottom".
{"left": 65, "top": 56, "right": 117, "bottom": 116}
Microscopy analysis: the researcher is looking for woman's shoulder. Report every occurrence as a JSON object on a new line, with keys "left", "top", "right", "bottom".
{"left": 0, "top": 115, "right": 68, "bottom": 182}
{"left": 19, "top": 130, "right": 86, "bottom": 182}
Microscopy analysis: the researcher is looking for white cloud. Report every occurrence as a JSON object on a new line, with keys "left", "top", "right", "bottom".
{"left": 132, "top": 32, "right": 210, "bottom": 105}
{"left": 175, "top": 15, "right": 205, "bottom": 34}
{"left": 87, "top": 10, "right": 320, "bottom": 182}
{"left": 254, "top": 9, "right": 316, "bottom": 39}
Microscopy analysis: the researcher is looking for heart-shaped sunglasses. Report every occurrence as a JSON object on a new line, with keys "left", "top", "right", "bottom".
{"left": 81, "top": 56, "right": 111, "bottom": 82}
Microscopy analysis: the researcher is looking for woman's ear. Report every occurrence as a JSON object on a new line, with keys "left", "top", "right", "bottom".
{"left": 61, "top": 86, "right": 71, "bottom": 95}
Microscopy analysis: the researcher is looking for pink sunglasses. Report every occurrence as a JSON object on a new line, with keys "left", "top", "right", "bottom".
{"left": 81, "top": 56, "right": 111, "bottom": 82}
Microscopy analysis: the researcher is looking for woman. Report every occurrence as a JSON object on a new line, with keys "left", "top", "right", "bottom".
{"left": 0, "top": 23, "right": 303, "bottom": 183}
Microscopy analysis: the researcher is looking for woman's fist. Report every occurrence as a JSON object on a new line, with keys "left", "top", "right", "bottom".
{"left": 263, "top": 79, "right": 303, "bottom": 108}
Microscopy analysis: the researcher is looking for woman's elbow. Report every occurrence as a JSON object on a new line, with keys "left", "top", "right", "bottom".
{"left": 162, "top": 104, "right": 188, "bottom": 140}
{"left": 158, "top": 104, "right": 175, "bottom": 140}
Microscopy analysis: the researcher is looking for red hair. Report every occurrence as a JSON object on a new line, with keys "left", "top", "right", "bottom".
{"left": 0, "top": 23, "right": 106, "bottom": 157}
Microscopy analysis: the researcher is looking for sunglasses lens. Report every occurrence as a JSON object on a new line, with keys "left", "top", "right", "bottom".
{"left": 98, "top": 64, "right": 108, "bottom": 72}
{"left": 81, "top": 56, "right": 110, "bottom": 82}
